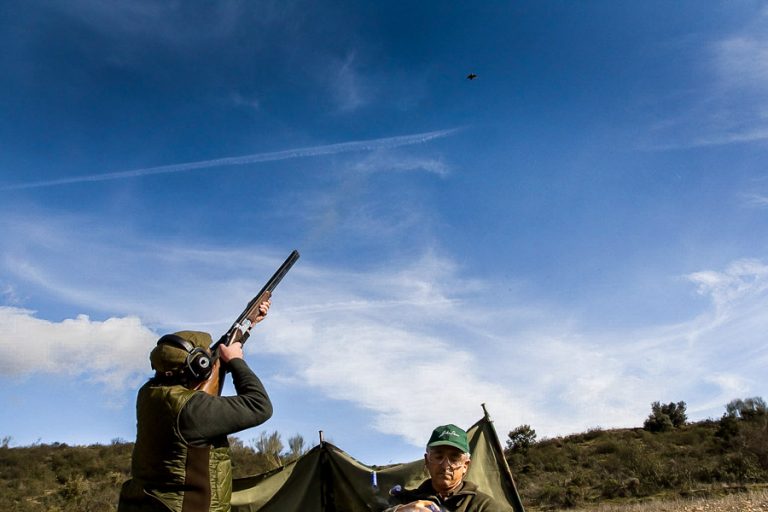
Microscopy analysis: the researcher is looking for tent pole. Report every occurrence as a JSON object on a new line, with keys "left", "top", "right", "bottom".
{"left": 481, "top": 403, "right": 527, "bottom": 512}
{"left": 318, "top": 430, "right": 328, "bottom": 511}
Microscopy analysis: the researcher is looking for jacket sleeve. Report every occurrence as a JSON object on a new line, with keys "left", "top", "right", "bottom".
{"left": 178, "top": 359, "right": 273, "bottom": 446}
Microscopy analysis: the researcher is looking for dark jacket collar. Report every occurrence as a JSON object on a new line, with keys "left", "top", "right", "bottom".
{"left": 416, "top": 479, "right": 479, "bottom": 499}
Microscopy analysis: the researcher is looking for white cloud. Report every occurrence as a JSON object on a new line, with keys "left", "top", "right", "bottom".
{"left": 254, "top": 252, "right": 768, "bottom": 442}
{"left": 1, "top": 283, "right": 22, "bottom": 305}
{"left": 297, "top": 146, "right": 452, "bottom": 248}
{"left": 715, "top": 34, "right": 768, "bottom": 94}
{"left": 252, "top": 251, "right": 525, "bottom": 445}
{"left": 2, "top": 213, "right": 767, "bottom": 447}
{"left": 330, "top": 52, "right": 368, "bottom": 112}
{"left": 352, "top": 150, "right": 450, "bottom": 177}
{"left": 48, "top": 0, "right": 267, "bottom": 47}
{"left": 644, "top": 8, "right": 768, "bottom": 150}
{"left": 741, "top": 192, "right": 768, "bottom": 208}
{"left": 688, "top": 258, "right": 768, "bottom": 308}
{"left": 0, "top": 307, "right": 155, "bottom": 388}
{"left": 0, "top": 212, "right": 527, "bottom": 442}
{"left": 230, "top": 92, "right": 261, "bottom": 111}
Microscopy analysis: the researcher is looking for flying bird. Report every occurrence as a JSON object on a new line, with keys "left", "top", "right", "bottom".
{"left": 466, "top": 73, "right": 477, "bottom": 80}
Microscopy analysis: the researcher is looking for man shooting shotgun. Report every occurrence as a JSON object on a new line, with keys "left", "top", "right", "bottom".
{"left": 118, "top": 250, "right": 300, "bottom": 512}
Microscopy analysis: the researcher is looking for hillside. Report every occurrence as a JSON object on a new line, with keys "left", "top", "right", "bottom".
{"left": 507, "top": 411, "right": 768, "bottom": 509}
{"left": 0, "top": 437, "right": 278, "bottom": 512}
{"left": 0, "top": 407, "right": 766, "bottom": 511}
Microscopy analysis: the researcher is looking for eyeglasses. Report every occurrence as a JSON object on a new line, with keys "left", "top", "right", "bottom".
{"left": 427, "top": 452, "right": 469, "bottom": 469}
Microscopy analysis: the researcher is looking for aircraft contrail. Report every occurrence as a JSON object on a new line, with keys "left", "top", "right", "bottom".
{"left": 2, "top": 128, "right": 458, "bottom": 190}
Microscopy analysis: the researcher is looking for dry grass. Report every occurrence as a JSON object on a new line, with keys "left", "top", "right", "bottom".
{"left": 546, "top": 488, "right": 768, "bottom": 512}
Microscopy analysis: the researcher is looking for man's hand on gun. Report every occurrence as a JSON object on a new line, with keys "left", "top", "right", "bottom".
{"left": 219, "top": 342, "right": 244, "bottom": 363}
{"left": 252, "top": 298, "right": 271, "bottom": 325}
{"left": 219, "top": 299, "right": 271, "bottom": 363}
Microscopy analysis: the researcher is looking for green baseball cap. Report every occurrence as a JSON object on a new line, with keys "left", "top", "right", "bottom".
{"left": 427, "top": 424, "right": 470, "bottom": 454}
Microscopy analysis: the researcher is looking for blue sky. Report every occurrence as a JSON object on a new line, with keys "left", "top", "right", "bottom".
{"left": 1, "top": 0, "right": 768, "bottom": 465}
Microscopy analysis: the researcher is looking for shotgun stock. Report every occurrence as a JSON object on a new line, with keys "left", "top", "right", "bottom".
{"left": 196, "top": 250, "right": 300, "bottom": 395}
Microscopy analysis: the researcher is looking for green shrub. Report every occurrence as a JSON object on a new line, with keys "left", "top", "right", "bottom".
{"left": 593, "top": 439, "right": 620, "bottom": 455}
{"left": 507, "top": 424, "right": 537, "bottom": 455}
{"left": 644, "top": 401, "right": 687, "bottom": 432}
{"left": 718, "top": 452, "right": 762, "bottom": 483}
{"left": 726, "top": 397, "right": 767, "bottom": 420}
{"left": 536, "top": 482, "right": 580, "bottom": 508}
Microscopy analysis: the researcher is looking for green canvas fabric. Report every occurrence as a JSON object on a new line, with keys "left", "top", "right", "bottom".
{"left": 230, "top": 415, "right": 525, "bottom": 512}
{"left": 231, "top": 444, "right": 322, "bottom": 511}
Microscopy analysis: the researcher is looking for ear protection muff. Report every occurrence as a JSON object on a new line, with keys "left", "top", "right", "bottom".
{"left": 157, "top": 334, "right": 213, "bottom": 380}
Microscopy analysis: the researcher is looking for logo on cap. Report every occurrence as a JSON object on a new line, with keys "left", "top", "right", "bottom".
{"left": 427, "top": 424, "right": 470, "bottom": 454}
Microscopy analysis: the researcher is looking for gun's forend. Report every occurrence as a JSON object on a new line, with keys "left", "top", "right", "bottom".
{"left": 212, "top": 250, "right": 300, "bottom": 351}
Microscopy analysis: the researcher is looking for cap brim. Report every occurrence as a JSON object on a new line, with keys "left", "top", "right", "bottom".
{"left": 427, "top": 440, "right": 469, "bottom": 453}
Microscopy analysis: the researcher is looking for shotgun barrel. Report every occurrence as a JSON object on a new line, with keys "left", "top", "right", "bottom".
{"left": 197, "top": 249, "right": 300, "bottom": 396}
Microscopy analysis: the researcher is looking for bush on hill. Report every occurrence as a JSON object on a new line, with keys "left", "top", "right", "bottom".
{"left": 643, "top": 401, "right": 687, "bottom": 433}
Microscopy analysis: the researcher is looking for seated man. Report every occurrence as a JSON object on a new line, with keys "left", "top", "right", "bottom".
{"left": 384, "top": 424, "right": 504, "bottom": 512}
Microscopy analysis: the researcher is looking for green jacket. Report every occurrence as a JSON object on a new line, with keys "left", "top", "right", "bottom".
{"left": 384, "top": 479, "right": 504, "bottom": 512}
{"left": 118, "top": 359, "right": 272, "bottom": 512}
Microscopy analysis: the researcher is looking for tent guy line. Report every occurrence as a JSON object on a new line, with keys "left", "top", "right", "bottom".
{"left": 0, "top": 128, "right": 458, "bottom": 191}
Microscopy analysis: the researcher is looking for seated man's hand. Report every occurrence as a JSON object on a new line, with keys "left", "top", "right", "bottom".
{"left": 396, "top": 501, "right": 441, "bottom": 512}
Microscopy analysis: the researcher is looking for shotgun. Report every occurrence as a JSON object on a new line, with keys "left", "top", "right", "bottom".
{"left": 196, "top": 249, "right": 300, "bottom": 395}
